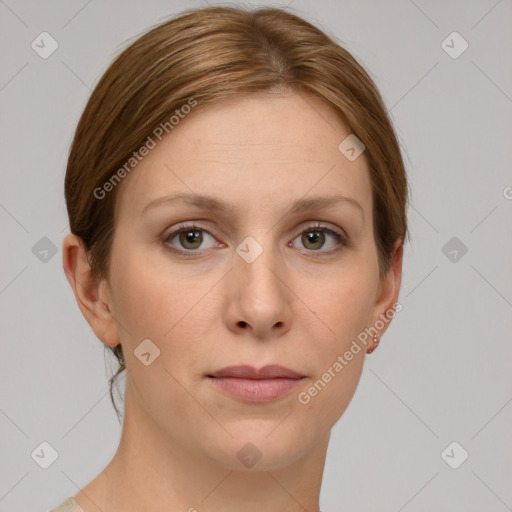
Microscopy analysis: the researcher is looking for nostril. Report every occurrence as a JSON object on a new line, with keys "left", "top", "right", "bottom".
{"left": 238, "top": 321, "right": 248, "bottom": 328}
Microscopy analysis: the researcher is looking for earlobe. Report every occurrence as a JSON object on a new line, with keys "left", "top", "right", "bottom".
{"left": 62, "top": 233, "right": 120, "bottom": 347}
{"left": 367, "top": 333, "right": 380, "bottom": 354}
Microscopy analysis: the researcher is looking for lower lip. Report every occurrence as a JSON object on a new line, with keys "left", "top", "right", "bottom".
{"left": 208, "top": 377, "right": 304, "bottom": 403}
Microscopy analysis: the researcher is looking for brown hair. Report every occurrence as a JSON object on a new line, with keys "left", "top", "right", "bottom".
{"left": 64, "top": 5, "right": 409, "bottom": 421}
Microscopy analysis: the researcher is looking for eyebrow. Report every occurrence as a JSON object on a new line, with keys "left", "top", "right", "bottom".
{"left": 141, "top": 192, "right": 364, "bottom": 220}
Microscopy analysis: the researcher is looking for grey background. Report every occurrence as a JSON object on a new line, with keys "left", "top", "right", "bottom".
{"left": 1, "top": 0, "right": 511, "bottom": 511}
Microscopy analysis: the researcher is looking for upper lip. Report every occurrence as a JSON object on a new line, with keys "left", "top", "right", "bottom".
{"left": 208, "top": 365, "right": 304, "bottom": 379}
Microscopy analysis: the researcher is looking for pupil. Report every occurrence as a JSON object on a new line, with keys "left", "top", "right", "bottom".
{"left": 181, "top": 229, "right": 202, "bottom": 248}
{"left": 304, "top": 230, "right": 323, "bottom": 249}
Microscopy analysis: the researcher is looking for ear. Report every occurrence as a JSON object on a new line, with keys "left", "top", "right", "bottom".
{"left": 368, "top": 238, "right": 404, "bottom": 352}
{"left": 62, "top": 233, "right": 120, "bottom": 347}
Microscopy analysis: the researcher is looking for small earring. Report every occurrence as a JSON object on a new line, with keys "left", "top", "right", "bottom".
{"left": 367, "top": 333, "right": 380, "bottom": 354}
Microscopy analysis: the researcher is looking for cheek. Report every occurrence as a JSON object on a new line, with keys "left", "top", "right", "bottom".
{"left": 109, "top": 244, "right": 197, "bottom": 335}
{"left": 296, "top": 270, "right": 373, "bottom": 425}
{"left": 109, "top": 247, "right": 219, "bottom": 375}
{"left": 297, "top": 350, "right": 365, "bottom": 432}
{"left": 296, "top": 255, "right": 376, "bottom": 415}
{"left": 108, "top": 250, "right": 209, "bottom": 408}
{"left": 306, "top": 263, "right": 377, "bottom": 352}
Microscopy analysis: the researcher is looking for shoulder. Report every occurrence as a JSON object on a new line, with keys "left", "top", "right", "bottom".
{"left": 49, "top": 497, "right": 84, "bottom": 512}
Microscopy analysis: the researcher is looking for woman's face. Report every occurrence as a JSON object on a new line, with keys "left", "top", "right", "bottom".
{"left": 97, "top": 91, "right": 401, "bottom": 470}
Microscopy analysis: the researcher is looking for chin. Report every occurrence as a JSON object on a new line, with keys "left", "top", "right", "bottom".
{"left": 202, "top": 424, "right": 318, "bottom": 471}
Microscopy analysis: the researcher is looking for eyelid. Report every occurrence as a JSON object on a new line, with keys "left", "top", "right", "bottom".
{"left": 291, "top": 221, "right": 347, "bottom": 241}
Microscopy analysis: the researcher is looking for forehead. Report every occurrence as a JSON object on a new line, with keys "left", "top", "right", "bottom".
{"left": 114, "top": 91, "right": 372, "bottom": 222}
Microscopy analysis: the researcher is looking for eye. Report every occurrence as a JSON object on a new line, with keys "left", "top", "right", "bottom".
{"left": 290, "top": 224, "right": 348, "bottom": 253}
{"left": 164, "top": 224, "right": 219, "bottom": 255}
{"left": 164, "top": 222, "right": 349, "bottom": 257}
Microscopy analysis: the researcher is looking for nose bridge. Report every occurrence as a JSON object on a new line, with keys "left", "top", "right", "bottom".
{"left": 233, "top": 230, "right": 288, "bottom": 314}
{"left": 237, "top": 230, "right": 279, "bottom": 284}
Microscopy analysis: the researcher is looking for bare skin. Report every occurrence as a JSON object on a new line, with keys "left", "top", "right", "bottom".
{"left": 62, "top": 90, "right": 403, "bottom": 511}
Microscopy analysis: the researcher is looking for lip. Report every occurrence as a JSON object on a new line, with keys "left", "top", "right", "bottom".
{"left": 209, "top": 364, "right": 304, "bottom": 379}
{"left": 207, "top": 365, "right": 306, "bottom": 403}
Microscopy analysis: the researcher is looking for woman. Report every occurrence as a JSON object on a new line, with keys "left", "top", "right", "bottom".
{"left": 56, "top": 4, "right": 408, "bottom": 511}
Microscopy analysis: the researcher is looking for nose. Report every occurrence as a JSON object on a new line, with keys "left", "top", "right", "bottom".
{"left": 224, "top": 237, "right": 292, "bottom": 339}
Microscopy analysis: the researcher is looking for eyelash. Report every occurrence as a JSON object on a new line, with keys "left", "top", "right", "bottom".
{"left": 164, "top": 222, "right": 350, "bottom": 258}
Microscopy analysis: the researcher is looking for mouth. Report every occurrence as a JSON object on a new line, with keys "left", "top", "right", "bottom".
{"left": 207, "top": 365, "right": 306, "bottom": 403}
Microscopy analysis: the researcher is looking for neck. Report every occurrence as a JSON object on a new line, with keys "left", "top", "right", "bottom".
{"left": 75, "top": 385, "right": 328, "bottom": 512}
